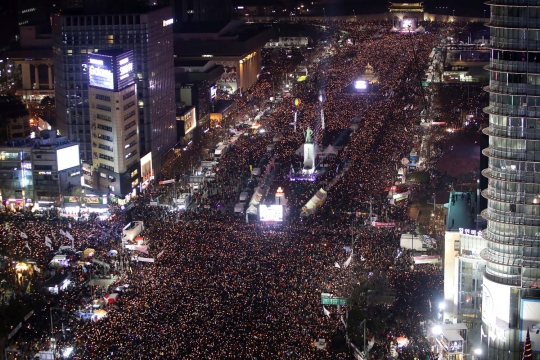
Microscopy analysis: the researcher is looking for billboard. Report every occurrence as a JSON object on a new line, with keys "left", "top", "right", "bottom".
{"left": 88, "top": 54, "right": 114, "bottom": 90}
{"left": 482, "top": 276, "right": 511, "bottom": 330}
{"left": 116, "top": 51, "right": 135, "bottom": 90}
{"left": 521, "top": 299, "right": 540, "bottom": 352}
{"left": 57, "top": 145, "right": 80, "bottom": 172}
{"left": 210, "top": 85, "right": 217, "bottom": 101}
{"left": 88, "top": 50, "right": 134, "bottom": 91}
{"left": 259, "top": 204, "right": 283, "bottom": 222}
{"left": 354, "top": 80, "right": 368, "bottom": 90}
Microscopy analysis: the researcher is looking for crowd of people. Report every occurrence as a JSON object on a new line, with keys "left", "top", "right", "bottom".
{"left": 0, "top": 18, "right": 460, "bottom": 359}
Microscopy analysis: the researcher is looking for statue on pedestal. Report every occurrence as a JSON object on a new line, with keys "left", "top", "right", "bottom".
{"left": 304, "top": 127, "right": 313, "bottom": 144}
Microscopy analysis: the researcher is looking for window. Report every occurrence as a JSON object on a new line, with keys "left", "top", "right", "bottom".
{"left": 99, "top": 154, "right": 114, "bottom": 162}
{"left": 123, "top": 101, "right": 136, "bottom": 111}
{"left": 124, "top": 110, "right": 136, "bottom": 121}
{"left": 97, "top": 124, "right": 112, "bottom": 132}
{"left": 124, "top": 121, "right": 136, "bottom": 131}
{"left": 97, "top": 133, "right": 113, "bottom": 142}
{"left": 123, "top": 90, "right": 135, "bottom": 100}
{"left": 98, "top": 144, "right": 113, "bottom": 152}
{"left": 125, "top": 150, "right": 137, "bottom": 159}
{"left": 95, "top": 94, "right": 110, "bottom": 102}
{"left": 96, "top": 114, "right": 112, "bottom": 122}
{"left": 131, "top": 169, "right": 138, "bottom": 177}
{"left": 125, "top": 130, "right": 137, "bottom": 141}
{"left": 99, "top": 163, "right": 114, "bottom": 172}
{"left": 96, "top": 104, "right": 111, "bottom": 112}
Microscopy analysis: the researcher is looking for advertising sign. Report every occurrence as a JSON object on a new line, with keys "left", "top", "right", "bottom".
{"left": 57, "top": 145, "right": 80, "bottom": 172}
{"left": 373, "top": 222, "right": 396, "bottom": 227}
{"left": 521, "top": 299, "right": 540, "bottom": 352}
{"left": 88, "top": 54, "right": 114, "bottom": 90}
{"left": 64, "top": 196, "right": 80, "bottom": 204}
{"left": 210, "top": 85, "right": 217, "bottom": 101}
{"left": 482, "top": 276, "right": 510, "bottom": 330}
{"left": 88, "top": 51, "right": 134, "bottom": 91}
{"left": 259, "top": 204, "right": 283, "bottom": 222}
{"left": 116, "top": 51, "right": 135, "bottom": 90}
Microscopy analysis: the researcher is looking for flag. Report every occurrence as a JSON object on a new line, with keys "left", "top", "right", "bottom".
{"left": 25, "top": 241, "right": 31, "bottom": 251}
{"left": 360, "top": 256, "right": 366, "bottom": 262}
{"left": 65, "top": 232, "right": 74, "bottom": 241}
{"left": 343, "top": 246, "right": 351, "bottom": 253}
{"left": 68, "top": 223, "right": 72, "bottom": 229}
{"left": 428, "top": 298, "right": 432, "bottom": 312}
{"left": 45, "top": 236, "right": 52, "bottom": 246}
{"left": 156, "top": 250, "right": 165, "bottom": 259}
{"left": 340, "top": 315, "right": 347, "bottom": 327}
{"left": 343, "top": 254, "right": 353, "bottom": 269}
{"left": 323, "top": 307, "right": 331, "bottom": 317}
{"left": 59, "top": 229, "right": 66, "bottom": 236}
{"left": 20, "top": 232, "right": 28, "bottom": 239}
{"left": 35, "top": 231, "right": 40, "bottom": 238}
{"left": 335, "top": 262, "right": 341, "bottom": 268}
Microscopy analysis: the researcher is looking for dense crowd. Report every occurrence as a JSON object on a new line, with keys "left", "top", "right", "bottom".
{"left": 2, "top": 19, "right": 453, "bottom": 359}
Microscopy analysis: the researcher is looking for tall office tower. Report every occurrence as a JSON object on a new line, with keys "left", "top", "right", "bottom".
{"left": 87, "top": 50, "right": 140, "bottom": 198}
{"left": 173, "top": 0, "right": 233, "bottom": 25}
{"left": 482, "top": 1, "right": 540, "bottom": 358}
{"left": 52, "top": 5, "right": 176, "bottom": 177}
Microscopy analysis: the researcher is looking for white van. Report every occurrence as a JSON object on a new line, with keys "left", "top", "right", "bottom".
{"left": 214, "top": 144, "right": 229, "bottom": 160}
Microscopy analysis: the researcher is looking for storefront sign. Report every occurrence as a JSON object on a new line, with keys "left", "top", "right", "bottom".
{"left": 458, "top": 228, "right": 483, "bottom": 237}
{"left": 64, "top": 196, "right": 80, "bottom": 203}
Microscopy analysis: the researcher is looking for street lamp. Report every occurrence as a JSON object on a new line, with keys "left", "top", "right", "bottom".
{"left": 474, "top": 349, "right": 482, "bottom": 356}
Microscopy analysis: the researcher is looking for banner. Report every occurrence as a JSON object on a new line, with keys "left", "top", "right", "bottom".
{"left": 137, "top": 257, "right": 154, "bottom": 263}
{"left": 125, "top": 245, "right": 148, "bottom": 254}
{"left": 372, "top": 222, "right": 396, "bottom": 227}
{"left": 8, "top": 322, "right": 22, "bottom": 339}
{"left": 24, "top": 310, "right": 34, "bottom": 321}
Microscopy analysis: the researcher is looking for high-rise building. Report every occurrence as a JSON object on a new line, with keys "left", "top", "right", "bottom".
{"left": 52, "top": 5, "right": 176, "bottom": 178}
{"left": 87, "top": 50, "right": 140, "bottom": 198}
{"left": 173, "top": 0, "right": 233, "bottom": 26}
{"left": 482, "top": 1, "right": 540, "bottom": 358}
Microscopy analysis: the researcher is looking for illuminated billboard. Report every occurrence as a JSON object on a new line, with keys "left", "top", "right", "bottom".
{"left": 354, "top": 80, "right": 368, "bottom": 90}
{"left": 88, "top": 50, "right": 134, "bottom": 91}
{"left": 88, "top": 54, "right": 114, "bottom": 90}
{"left": 482, "top": 276, "right": 511, "bottom": 330}
{"left": 259, "top": 204, "right": 283, "bottom": 222}
{"left": 521, "top": 299, "right": 540, "bottom": 352}
{"left": 57, "top": 145, "right": 80, "bottom": 172}
{"left": 210, "top": 85, "right": 217, "bottom": 101}
{"left": 116, "top": 51, "right": 135, "bottom": 90}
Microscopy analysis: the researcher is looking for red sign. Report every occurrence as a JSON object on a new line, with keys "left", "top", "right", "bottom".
{"left": 373, "top": 222, "right": 396, "bottom": 227}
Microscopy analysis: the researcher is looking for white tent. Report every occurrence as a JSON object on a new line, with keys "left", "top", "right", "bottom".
{"left": 249, "top": 187, "right": 265, "bottom": 206}
{"left": 246, "top": 204, "right": 258, "bottom": 215}
{"left": 302, "top": 188, "right": 327, "bottom": 215}
{"left": 323, "top": 145, "right": 341, "bottom": 157}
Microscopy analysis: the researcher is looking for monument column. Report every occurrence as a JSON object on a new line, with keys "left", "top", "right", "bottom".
{"left": 34, "top": 64, "right": 40, "bottom": 89}
{"left": 21, "top": 63, "right": 32, "bottom": 90}
{"left": 48, "top": 65, "right": 53, "bottom": 90}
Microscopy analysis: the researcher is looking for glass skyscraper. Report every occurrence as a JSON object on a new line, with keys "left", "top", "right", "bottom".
{"left": 482, "top": 1, "right": 540, "bottom": 359}
{"left": 52, "top": 5, "right": 176, "bottom": 174}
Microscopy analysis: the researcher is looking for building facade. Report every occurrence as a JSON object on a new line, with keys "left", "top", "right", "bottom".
{"left": 52, "top": 5, "right": 176, "bottom": 175}
{"left": 0, "top": 132, "right": 81, "bottom": 209}
{"left": 482, "top": 1, "right": 540, "bottom": 359}
{"left": 87, "top": 50, "right": 140, "bottom": 199}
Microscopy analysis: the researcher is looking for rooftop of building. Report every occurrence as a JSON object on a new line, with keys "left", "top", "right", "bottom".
{"left": 56, "top": 0, "right": 168, "bottom": 15}
{"left": 445, "top": 191, "right": 477, "bottom": 232}
{"left": 0, "top": 48, "right": 53, "bottom": 60}
{"left": 211, "top": 100, "right": 236, "bottom": 114}
{"left": 0, "top": 130, "right": 74, "bottom": 150}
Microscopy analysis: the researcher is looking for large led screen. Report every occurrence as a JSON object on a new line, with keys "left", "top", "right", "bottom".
{"left": 57, "top": 145, "right": 80, "bottom": 171}
{"left": 521, "top": 300, "right": 540, "bottom": 352}
{"left": 116, "top": 51, "right": 135, "bottom": 90}
{"left": 354, "top": 80, "right": 367, "bottom": 90}
{"left": 88, "top": 54, "right": 114, "bottom": 90}
{"left": 259, "top": 205, "right": 283, "bottom": 222}
{"left": 482, "top": 276, "right": 511, "bottom": 330}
